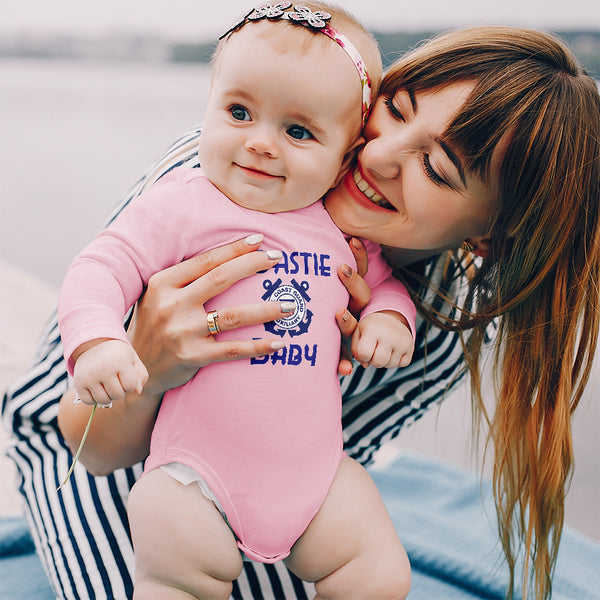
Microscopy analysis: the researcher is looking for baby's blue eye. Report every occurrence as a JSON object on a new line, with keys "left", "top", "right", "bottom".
{"left": 231, "top": 105, "right": 250, "bottom": 121}
{"left": 287, "top": 125, "right": 313, "bottom": 140}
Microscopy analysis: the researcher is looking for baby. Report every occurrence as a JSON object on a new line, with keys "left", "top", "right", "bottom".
{"left": 58, "top": 3, "right": 413, "bottom": 598}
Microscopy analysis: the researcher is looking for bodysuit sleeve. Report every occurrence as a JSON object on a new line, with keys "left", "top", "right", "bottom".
{"left": 359, "top": 239, "right": 417, "bottom": 340}
{"left": 57, "top": 169, "right": 195, "bottom": 374}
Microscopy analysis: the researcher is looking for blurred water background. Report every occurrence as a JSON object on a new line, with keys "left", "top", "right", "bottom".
{"left": 0, "top": 58, "right": 211, "bottom": 286}
{"left": 2, "top": 48, "right": 599, "bottom": 287}
{"left": 1, "top": 0, "right": 599, "bottom": 285}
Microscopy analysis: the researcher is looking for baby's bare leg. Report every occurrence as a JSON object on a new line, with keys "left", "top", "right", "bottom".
{"left": 127, "top": 468, "right": 243, "bottom": 600}
{"left": 285, "top": 456, "right": 410, "bottom": 600}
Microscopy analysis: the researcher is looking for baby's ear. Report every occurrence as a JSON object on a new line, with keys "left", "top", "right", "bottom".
{"left": 333, "top": 136, "right": 365, "bottom": 188}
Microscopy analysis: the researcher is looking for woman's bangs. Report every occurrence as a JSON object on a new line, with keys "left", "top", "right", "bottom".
{"left": 443, "top": 76, "right": 516, "bottom": 180}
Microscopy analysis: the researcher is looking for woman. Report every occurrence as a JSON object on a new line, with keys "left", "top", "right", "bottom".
{"left": 4, "top": 26, "right": 600, "bottom": 600}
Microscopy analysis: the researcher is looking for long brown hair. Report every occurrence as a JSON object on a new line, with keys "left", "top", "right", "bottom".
{"left": 386, "top": 27, "right": 600, "bottom": 599}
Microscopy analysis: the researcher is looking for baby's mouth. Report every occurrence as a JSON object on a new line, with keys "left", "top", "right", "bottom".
{"left": 353, "top": 168, "right": 394, "bottom": 210}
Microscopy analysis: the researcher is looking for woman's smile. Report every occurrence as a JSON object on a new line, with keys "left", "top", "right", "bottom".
{"left": 344, "top": 168, "right": 396, "bottom": 213}
{"left": 352, "top": 167, "right": 396, "bottom": 210}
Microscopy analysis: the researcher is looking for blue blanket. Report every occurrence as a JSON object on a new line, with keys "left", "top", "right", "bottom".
{"left": 2, "top": 451, "right": 598, "bottom": 599}
{"left": 0, "top": 516, "right": 54, "bottom": 599}
{"left": 371, "top": 451, "right": 600, "bottom": 599}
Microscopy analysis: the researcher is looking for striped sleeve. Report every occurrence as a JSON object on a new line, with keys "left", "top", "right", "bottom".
{"left": 1, "top": 126, "right": 467, "bottom": 600}
{"left": 341, "top": 316, "right": 466, "bottom": 466}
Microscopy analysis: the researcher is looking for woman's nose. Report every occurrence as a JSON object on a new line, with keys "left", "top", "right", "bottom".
{"left": 245, "top": 129, "right": 278, "bottom": 158}
{"left": 361, "top": 136, "right": 402, "bottom": 180}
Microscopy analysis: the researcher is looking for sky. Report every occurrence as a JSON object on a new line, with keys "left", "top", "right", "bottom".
{"left": 2, "top": 0, "right": 600, "bottom": 41}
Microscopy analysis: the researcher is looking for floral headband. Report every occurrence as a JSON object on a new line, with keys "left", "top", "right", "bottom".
{"left": 219, "top": 2, "right": 373, "bottom": 126}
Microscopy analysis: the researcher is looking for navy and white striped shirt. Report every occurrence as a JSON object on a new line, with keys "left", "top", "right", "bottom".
{"left": 2, "top": 127, "right": 468, "bottom": 600}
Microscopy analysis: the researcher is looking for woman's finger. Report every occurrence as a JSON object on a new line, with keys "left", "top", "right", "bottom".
{"left": 335, "top": 308, "right": 358, "bottom": 339}
{"left": 152, "top": 234, "right": 268, "bottom": 289}
{"left": 185, "top": 249, "right": 283, "bottom": 304}
{"left": 337, "top": 263, "right": 371, "bottom": 316}
{"left": 348, "top": 237, "right": 368, "bottom": 277}
{"left": 335, "top": 308, "right": 358, "bottom": 376}
{"left": 204, "top": 301, "right": 296, "bottom": 335}
{"left": 188, "top": 338, "right": 286, "bottom": 368}
{"left": 337, "top": 357, "right": 354, "bottom": 376}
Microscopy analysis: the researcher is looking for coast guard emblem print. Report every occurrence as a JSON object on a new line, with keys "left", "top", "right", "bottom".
{"left": 250, "top": 250, "right": 333, "bottom": 367}
{"left": 261, "top": 278, "right": 312, "bottom": 337}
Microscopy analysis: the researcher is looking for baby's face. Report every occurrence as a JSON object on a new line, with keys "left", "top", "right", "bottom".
{"left": 198, "top": 23, "right": 363, "bottom": 213}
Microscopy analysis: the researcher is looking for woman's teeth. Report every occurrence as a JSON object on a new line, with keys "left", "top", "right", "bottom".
{"left": 353, "top": 169, "right": 394, "bottom": 210}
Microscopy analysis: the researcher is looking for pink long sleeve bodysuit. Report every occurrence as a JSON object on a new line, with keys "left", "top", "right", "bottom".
{"left": 59, "top": 168, "right": 416, "bottom": 563}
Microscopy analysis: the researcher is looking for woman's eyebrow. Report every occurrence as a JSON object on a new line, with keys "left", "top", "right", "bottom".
{"left": 437, "top": 137, "right": 466, "bottom": 186}
{"left": 411, "top": 91, "right": 466, "bottom": 187}
{"left": 408, "top": 89, "right": 417, "bottom": 112}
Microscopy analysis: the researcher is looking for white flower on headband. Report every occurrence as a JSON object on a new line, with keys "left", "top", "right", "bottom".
{"left": 288, "top": 5, "right": 332, "bottom": 29}
{"left": 248, "top": 2, "right": 293, "bottom": 20}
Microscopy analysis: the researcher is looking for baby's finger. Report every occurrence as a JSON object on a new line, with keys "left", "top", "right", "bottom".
{"left": 398, "top": 350, "right": 413, "bottom": 368}
{"left": 134, "top": 361, "right": 150, "bottom": 392}
{"left": 117, "top": 367, "right": 146, "bottom": 397}
{"left": 76, "top": 387, "right": 96, "bottom": 406}
{"left": 351, "top": 337, "right": 375, "bottom": 367}
{"left": 369, "top": 344, "right": 393, "bottom": 369}
{"left": 98, "top": 378, "right": 127, "bottom": 403}
{"left": 86, "top": 382, "right": 112, "bottom": 406}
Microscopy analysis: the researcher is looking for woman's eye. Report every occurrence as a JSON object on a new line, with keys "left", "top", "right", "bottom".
{"left": 230, "top": 105, "right": 250, "bottom": 121}
{"left": 422, "top": 154, "right": 446, "bottom": 186}
{"left": 287, "top": 125, "right": 313, "bottom": 140}
{"left": 384, "top": 96, "right": 404, "bottom": 122}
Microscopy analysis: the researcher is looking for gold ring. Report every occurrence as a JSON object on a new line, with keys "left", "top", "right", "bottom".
{"left": 206, "top": 310, "right": 221, "bottom": 335}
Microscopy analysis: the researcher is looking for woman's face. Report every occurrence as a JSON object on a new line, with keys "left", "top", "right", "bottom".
{"left": 324, "top": 82, "right": 499, "bottom": 255}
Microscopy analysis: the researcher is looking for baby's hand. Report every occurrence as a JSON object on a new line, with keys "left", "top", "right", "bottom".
{"left": 73, "top": 339, "right": 149, "bottom": 406}
{"left": 351, "top": 311, "right": 414, "bottom": 369}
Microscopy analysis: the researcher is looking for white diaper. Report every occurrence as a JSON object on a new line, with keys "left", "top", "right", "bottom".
{"left": 161, "top": 462, "right": 251, "bottom": 561}
{"left": 161, "top": 462, "right": 227, "bottom": 518}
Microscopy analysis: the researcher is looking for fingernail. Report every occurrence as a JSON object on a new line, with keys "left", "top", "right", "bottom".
{"left": 245, "top": 234, "right": 264, "bottom": 245}
{"left": 340, "top": 309, "right": 350, "bottom": 322}
{"left": 270, "top": 341, "right": 285, "bottom": 350}
{"left": 266, "top": 250, "right": 282, "bottom": 260}
{"left": 73, "top": 397, "right": 82, "bottom": 404}
{"left": 280, "top": 302, "right": 296, "bottom": 313}
{"left": 341, "top": 264, "right": 353, "bottom": 278}
{"left": 350, "top": 238, "right": 363, "bottom": 250}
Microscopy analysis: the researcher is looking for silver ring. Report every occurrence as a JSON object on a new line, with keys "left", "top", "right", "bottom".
{"left": 206, "top": 310, "right": 221, "bottom": 335}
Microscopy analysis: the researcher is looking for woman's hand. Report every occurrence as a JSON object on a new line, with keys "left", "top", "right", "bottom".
{"left": 58, "top": 234, "right": 291, "bottom": 474}
{"left": 128, "top": 234, "right": 292, "bottom": 395}
{"left": 335, "top": 237, "right": 371, "bottom": 376}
